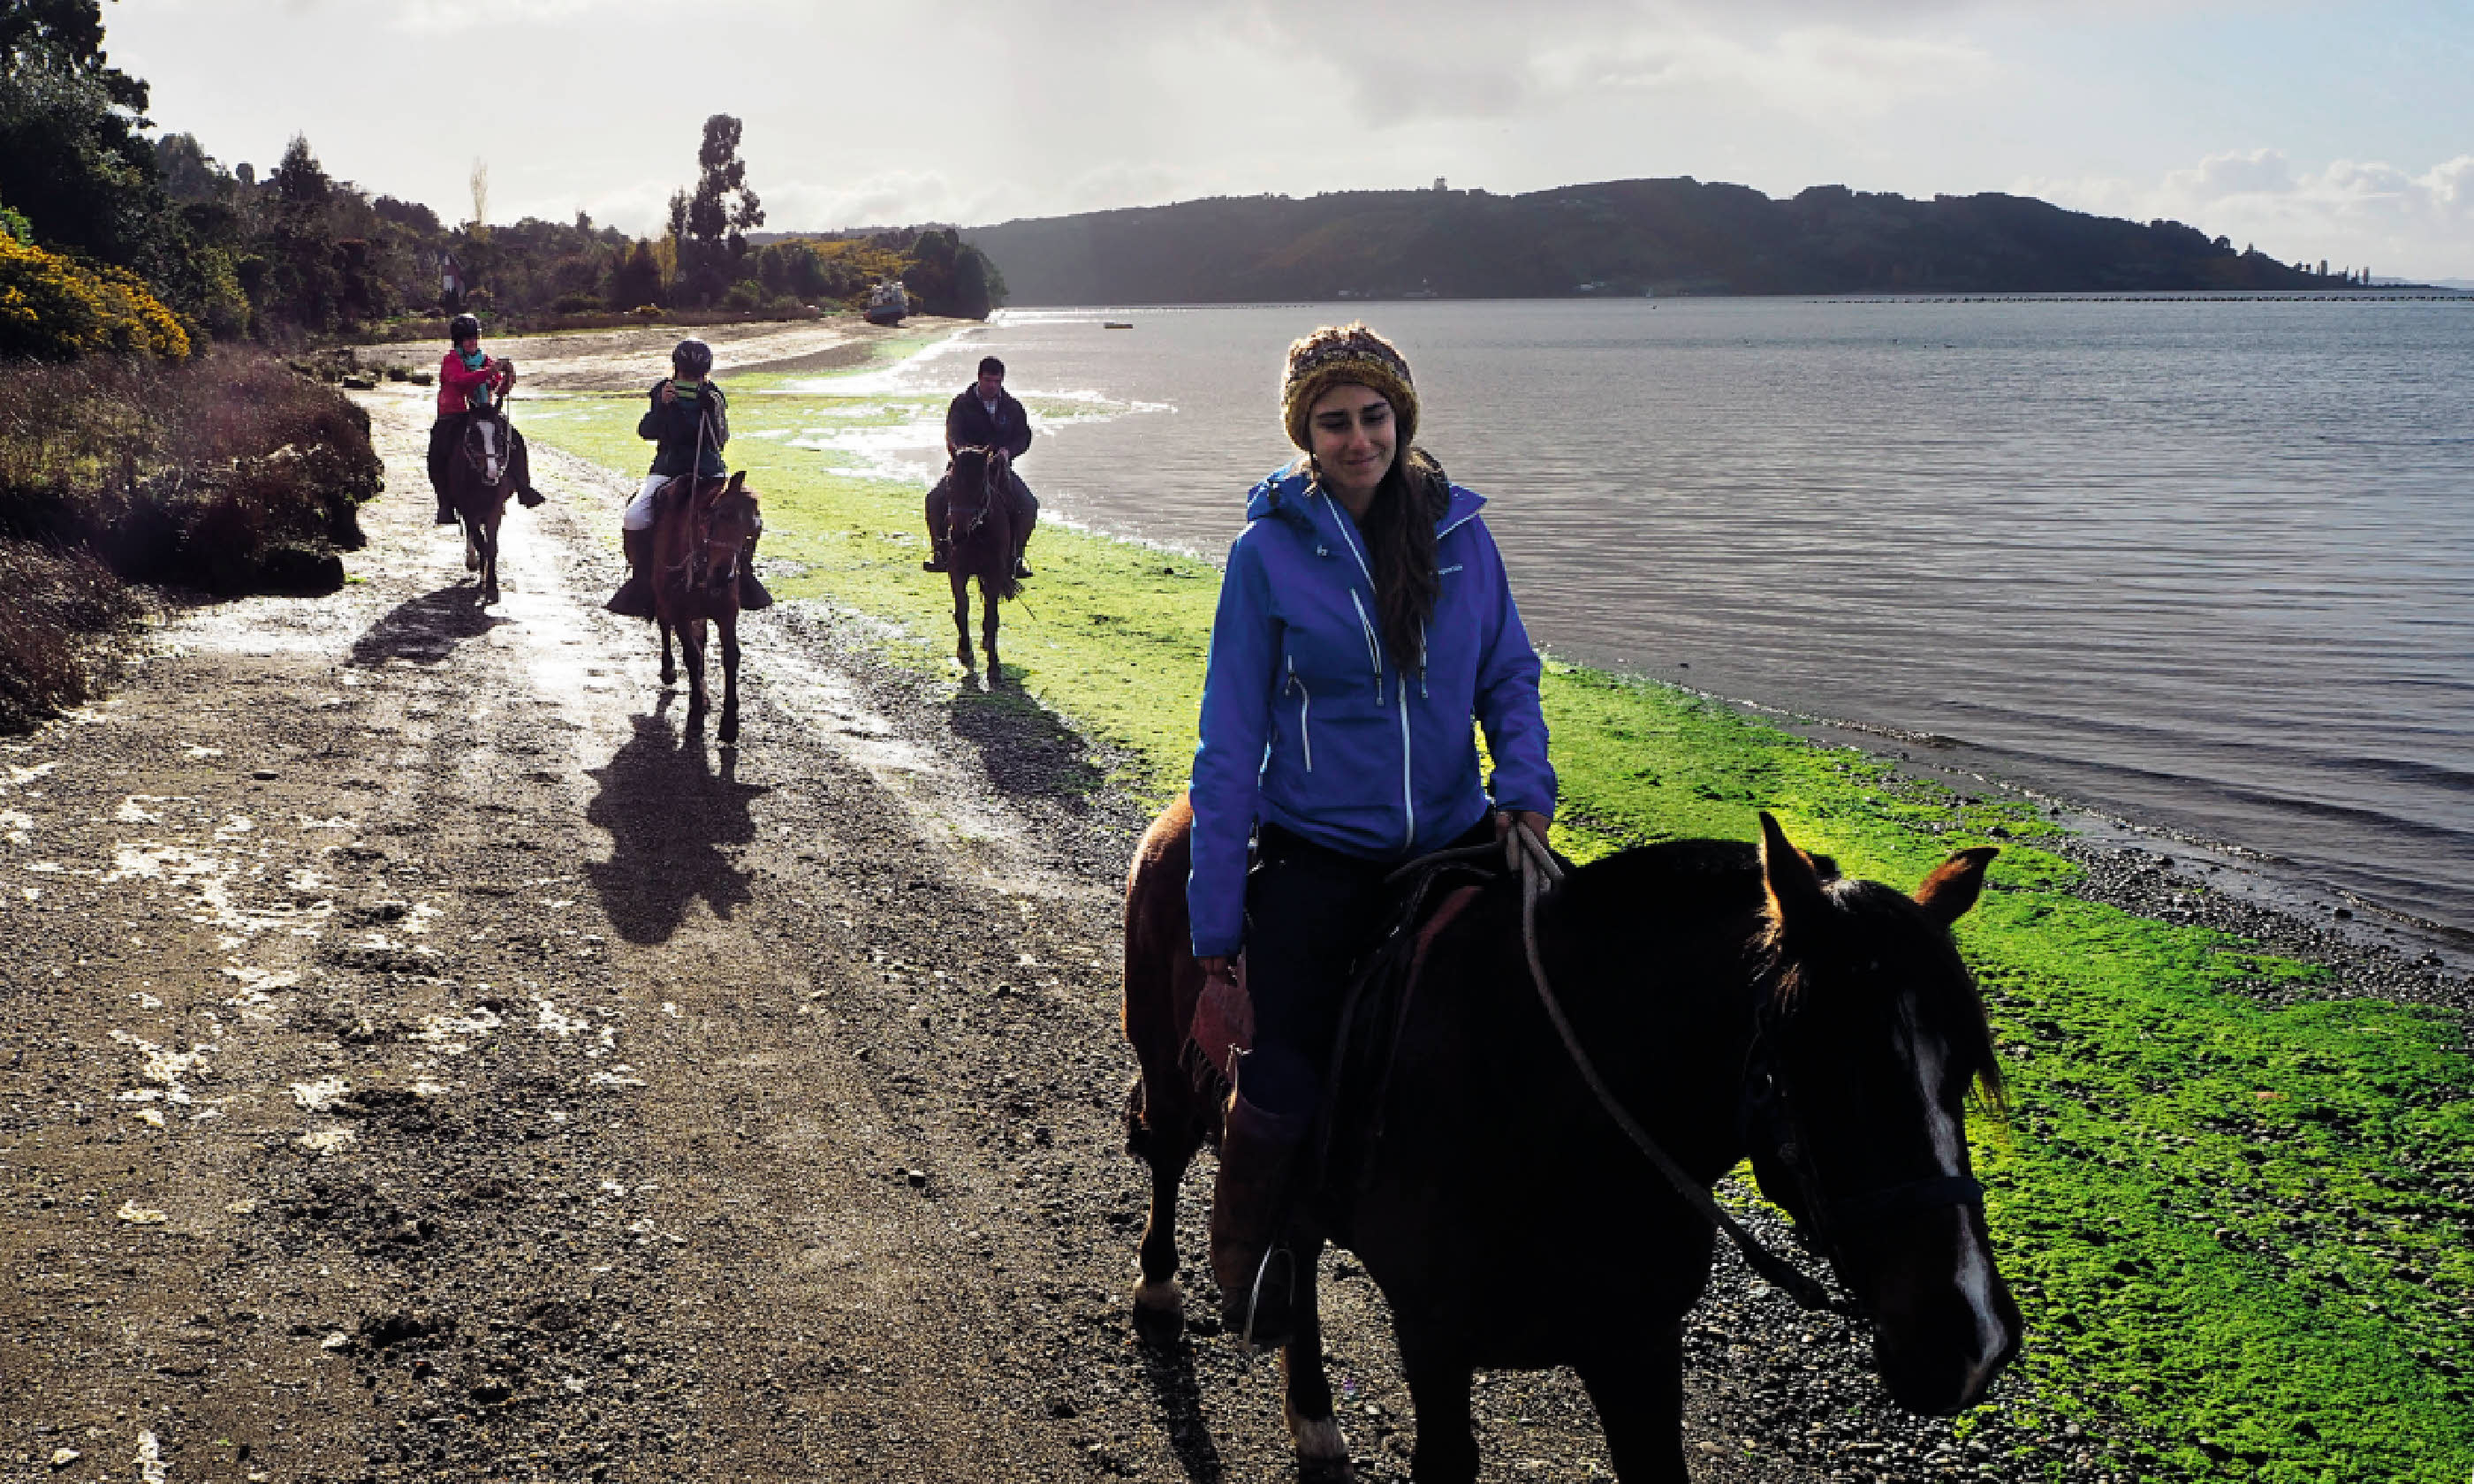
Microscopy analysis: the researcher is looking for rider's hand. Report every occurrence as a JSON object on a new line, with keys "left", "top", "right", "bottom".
{"left": 1197, "top": 955, "right": 1236, "bottom": 988}
{"left": 1494, "top": 809, "right": 1550, "bottom": 867}
{"left": 658, "top": 380, "right": 678, "bottom": 406}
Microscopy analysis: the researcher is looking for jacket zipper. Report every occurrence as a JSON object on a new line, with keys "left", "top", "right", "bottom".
{"left": 1287, "top": 656, "right": 1313, "bottom": 773}
{"left": 1323, "top": 485, "right": 1416, "bottom": 846}
{"left": 1347, "top": 590, "right": 1384, "bottom": 705}
{"left": 1397, "top": 685, "right": 1415, "bottom": 850}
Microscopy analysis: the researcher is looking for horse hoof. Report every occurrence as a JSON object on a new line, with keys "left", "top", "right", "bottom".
{"left": 1130, "top": 1278, "right": 1184, "bottom": 1345}
{"left": 1286, "top": 1402, "right": 1353, "bottom": 1479}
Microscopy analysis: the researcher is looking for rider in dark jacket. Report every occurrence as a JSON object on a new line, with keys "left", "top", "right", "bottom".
{"left": 605, "top": 338, "right": 770, "bottom": 616}
{"left": 427, "top": 313, "right": 544, "bottom": 523}
{"left": 924, "top": 355, "right": 1038, "bottom": 578}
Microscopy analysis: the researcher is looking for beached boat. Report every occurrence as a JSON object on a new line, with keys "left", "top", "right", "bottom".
{"left": 865, "top": 280, "right": 909, "bottom": 327}
{"left": 1104, "top": 321, "right": 1133, "bottom": 329}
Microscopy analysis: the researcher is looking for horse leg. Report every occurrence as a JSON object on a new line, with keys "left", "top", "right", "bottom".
{"left": 481, "top": 509, "right": 502, "bottom": 605}
{"left": 657, "top": 617, "right": 677, "bottom": 689}
{"left": 1281, "top": 1238, "right": 1352, "bottom": 1481}
{"left": 717, "top": 614, "right": 740, "bottom": 746}
{"left": 1577, "top": 1330, "right": 1689, "bottom": 1484}
{"left": 981, "top": 578, "right": 1001, "bottom": 675}
{"left": 463, "top": 511, "right": 481, "bottom": 573}
{"left": 950, "top": 570, "right": 974, "bottom": 671}
{"left": 683, "top": 617, "right": 710, "bottom": 719}
{"left": 1397, "top": 1325, "right": 1480, "bottom": 1484}
{"left": 1127, "top": 1072, "right": 1202, "bottom": 1344}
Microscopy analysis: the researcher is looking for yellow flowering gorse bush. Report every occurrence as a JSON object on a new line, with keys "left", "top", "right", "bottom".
{"left": 0, "top": 234, "right": 190, "bottom": 362}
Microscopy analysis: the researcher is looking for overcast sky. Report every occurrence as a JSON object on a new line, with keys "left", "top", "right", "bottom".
{"left": 103, "top": 0, "right": 2474, "bottom": 278}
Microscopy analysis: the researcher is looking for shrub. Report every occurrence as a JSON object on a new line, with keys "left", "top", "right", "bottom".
{"left": 0, "top": 234, "right": 191, "bottom": 361}
{"left": 0, "top": 537, "right": 142, "bottom": 732}
{"left": 0, "top": 352, "right": 381, "bottom": 597}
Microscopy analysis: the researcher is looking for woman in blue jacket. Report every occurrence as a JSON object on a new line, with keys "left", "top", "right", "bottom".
{"left": 1189, "top": 322, "right": 1556, "bottom": 1344}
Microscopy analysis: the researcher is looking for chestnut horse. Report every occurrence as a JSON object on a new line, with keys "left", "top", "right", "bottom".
{"left": 1120, "top": 803, "right": 2019, "bottom": 1482}
{"left": 937, "top": 445, "right": 1021, "bottom": 675}
{"left": 446, "top": 409, "right": 517, "bottom": 606}
{"left": 646, "top": 470, "right": 760, "bottom": 745}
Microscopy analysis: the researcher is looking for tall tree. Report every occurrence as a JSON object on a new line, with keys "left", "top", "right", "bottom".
{"left": 0, "top": 0, "right": 162, "bottom": 265}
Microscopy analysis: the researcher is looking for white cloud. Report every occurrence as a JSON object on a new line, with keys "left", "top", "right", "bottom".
{"left": 2022, "top": 148, "right": 2474, "bottom": 279}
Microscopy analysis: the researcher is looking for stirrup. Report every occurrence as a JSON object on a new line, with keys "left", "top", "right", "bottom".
{"left": 1012, "top": 557, "right": 1034, "bottom": 579}
{"left": 1241, "top": 1242, "right": 1296, "bottom": 1350}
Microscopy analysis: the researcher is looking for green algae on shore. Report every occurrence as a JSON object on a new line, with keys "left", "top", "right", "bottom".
{"left": 525, "top": 368, "right": 2474, "bottom": 1484}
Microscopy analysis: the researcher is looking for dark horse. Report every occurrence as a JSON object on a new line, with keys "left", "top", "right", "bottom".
{"left": 935, "top": 445, "right": 1025, "bottom": 675}
{"left": 643, "top": 470, "right": 761, "bottom": 745}
{"left": 1121, "top": 802, "right": 2020, "bottom": 1481}
{"left": 446, "top": 408, "right": 518, "bottom": 606}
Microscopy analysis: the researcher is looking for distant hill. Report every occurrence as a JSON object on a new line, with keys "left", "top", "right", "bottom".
{"left": 963, "top": 178, "right": 2364, "bottom": 304}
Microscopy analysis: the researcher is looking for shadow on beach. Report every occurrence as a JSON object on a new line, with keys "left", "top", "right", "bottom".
{"left": 582, "top": 702, "right": 771, "bottom": 944}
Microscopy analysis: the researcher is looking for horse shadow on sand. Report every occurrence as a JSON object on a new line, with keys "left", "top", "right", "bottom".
{"left": 943, "top": 674, "right": 1106, "bottom": 808}
{"left": 346, "top": 583, "right": 508, "bottom": 668}
{"left": 1135, "top": 1338, "right": 1226, "bottom": 1482}
{"left": 583, "top": 702, "right": 772, "bottom": 945}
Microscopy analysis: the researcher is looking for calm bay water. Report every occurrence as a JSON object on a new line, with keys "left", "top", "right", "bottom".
{"left": 839, "top": 297, "right": 2474, "bottom": 930}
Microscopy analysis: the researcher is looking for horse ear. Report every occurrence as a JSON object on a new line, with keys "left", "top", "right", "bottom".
{"left": 1914, "top": 846, "right": 1999, "bottom": 926}
{"left": 725, "top": 471, "right": 746, "bottom": 493}
{"left": 1757, "top": 811, "right": 1829, "bottom": 931}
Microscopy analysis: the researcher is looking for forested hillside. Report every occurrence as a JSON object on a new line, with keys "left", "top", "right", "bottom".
{"left": 965, "top": 178, "right": 2364, "bottom": 304}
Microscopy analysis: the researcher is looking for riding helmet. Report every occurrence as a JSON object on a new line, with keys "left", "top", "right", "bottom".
{"left": 672, "top": 338, "right": 715, "bottom": 377}
{"left": 447, "top": 313, "right": 482, "bottom": 345}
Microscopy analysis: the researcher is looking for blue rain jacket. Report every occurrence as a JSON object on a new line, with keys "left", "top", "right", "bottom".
{"left": 1187, "top": 466, "right": 1556, "bottom": 959}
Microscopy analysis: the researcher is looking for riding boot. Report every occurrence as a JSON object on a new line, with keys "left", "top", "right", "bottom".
{"left": 736, "top": 531, "right": 773, "bottom": 610}
{"left": 607, "top": 528, "right": 656, "bottom": 618}
{"left": 517, "top": 486, "right": 546, "bottom": 509}
{"left": 1210, "top": 1062, "right": 1312, "bottom": 1348}
{"left": 435, "top": 497, "right": 458, "bottom": 526}
{"left": 1012, "top": 544, "right": 1034, "bottom": 580}
{"left": 921, "top": 536, "right": 949, "bottom": 573}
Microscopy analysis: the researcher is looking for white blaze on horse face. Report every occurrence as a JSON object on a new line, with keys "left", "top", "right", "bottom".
{"left": 1896, "top": 989, "right": 2010, "bottom": 1383}
{"left": 475, "top": 421, "right": 503, "bottom": 484}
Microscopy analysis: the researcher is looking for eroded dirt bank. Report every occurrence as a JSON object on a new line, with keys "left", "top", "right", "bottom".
{"left": 4, "top": 393, "right": 1871, "bottom": 1484}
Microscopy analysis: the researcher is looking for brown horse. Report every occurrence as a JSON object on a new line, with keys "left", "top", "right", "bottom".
{"left": 646, "top": 470, "right": 761, "bottom": 745}
{"left": 446, "top": 409, "right": 518, "bottom": 606}
{"left": 937, "top": 445, "right": 1020, "bottom": 675}
{"left": 1120, "top": 804, "right": 2018, "bottom": 1482}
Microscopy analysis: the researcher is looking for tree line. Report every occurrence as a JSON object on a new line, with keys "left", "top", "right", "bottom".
{"left": 1, "top": 0, "right": 1006, "bottom": 358}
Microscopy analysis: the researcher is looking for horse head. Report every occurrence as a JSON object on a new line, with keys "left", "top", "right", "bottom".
{"left": 460, "top": 413, "right": 511, "bottom": 488}
{"left": 945, "top": 444, "right": 1004, "bottom": 546}
{"left": 1742, "top": 811, "right": 2020, "bottom": 1414}
{"left": 685, "top": 471, "right": 759, "bottom": 601}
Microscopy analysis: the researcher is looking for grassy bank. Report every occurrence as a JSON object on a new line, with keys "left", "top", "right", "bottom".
{"left": 525, "top": 373, "right": 2474, "bottom": 1483}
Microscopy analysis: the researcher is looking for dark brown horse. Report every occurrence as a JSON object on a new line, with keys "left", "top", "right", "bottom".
{"left": 646, "top": 470, "right": 760, "bottom": 745}
{"left": 446, "top": 409, "right": 518, "bottom": 606}
{"left": 1121, "top": 804, "right": 2019, "bottom": 1482}
{"left": 937, "top": 445, "right": 1020, "bottom": 675}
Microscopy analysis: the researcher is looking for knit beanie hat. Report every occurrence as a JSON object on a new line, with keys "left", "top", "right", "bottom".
{"left": 1280, "top": 322, "right": 1418, "bottom": 453}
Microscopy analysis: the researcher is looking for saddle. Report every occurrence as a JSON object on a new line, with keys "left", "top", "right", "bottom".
{"left": 1181, "top": 844, "right": 1510, "bottom": 1131}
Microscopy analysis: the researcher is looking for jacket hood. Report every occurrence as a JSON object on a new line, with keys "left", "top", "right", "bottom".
{"left": 1244, "top": 465, "right": 1486, "bottom": 536}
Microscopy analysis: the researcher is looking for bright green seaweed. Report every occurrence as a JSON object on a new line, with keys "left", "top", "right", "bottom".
{"left": 526, "top": 361, "right": 2474, "bottom": 1483}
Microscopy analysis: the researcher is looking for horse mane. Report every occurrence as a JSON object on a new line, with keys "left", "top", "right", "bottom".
{"left": 1756, "top": 877, "right": 2006, "bottom": 1109}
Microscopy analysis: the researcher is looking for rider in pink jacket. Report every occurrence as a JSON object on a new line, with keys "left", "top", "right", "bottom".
{"left": 427, "top": 313, "right": 544, "bottom": 523}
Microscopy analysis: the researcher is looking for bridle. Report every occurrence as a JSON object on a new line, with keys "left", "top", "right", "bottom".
{"left": 947, "top": 452, "right": 1001, "bottom": 544}
{"left": 459, "top": 413, "right": 511, "bottom": 488}
{"left": 1737, "top": 996, "right": 1987, "bottom": 1270}
{"left": 660, "top": 478, "right": 748, "bottom": 597}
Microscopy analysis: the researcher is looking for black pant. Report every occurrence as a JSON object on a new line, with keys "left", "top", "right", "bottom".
{"left": 1241, "top": 816, "right": 1492, "bottom": 1118}
{"left": 429, "top": 414, "right": 533, "bottom": 503}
